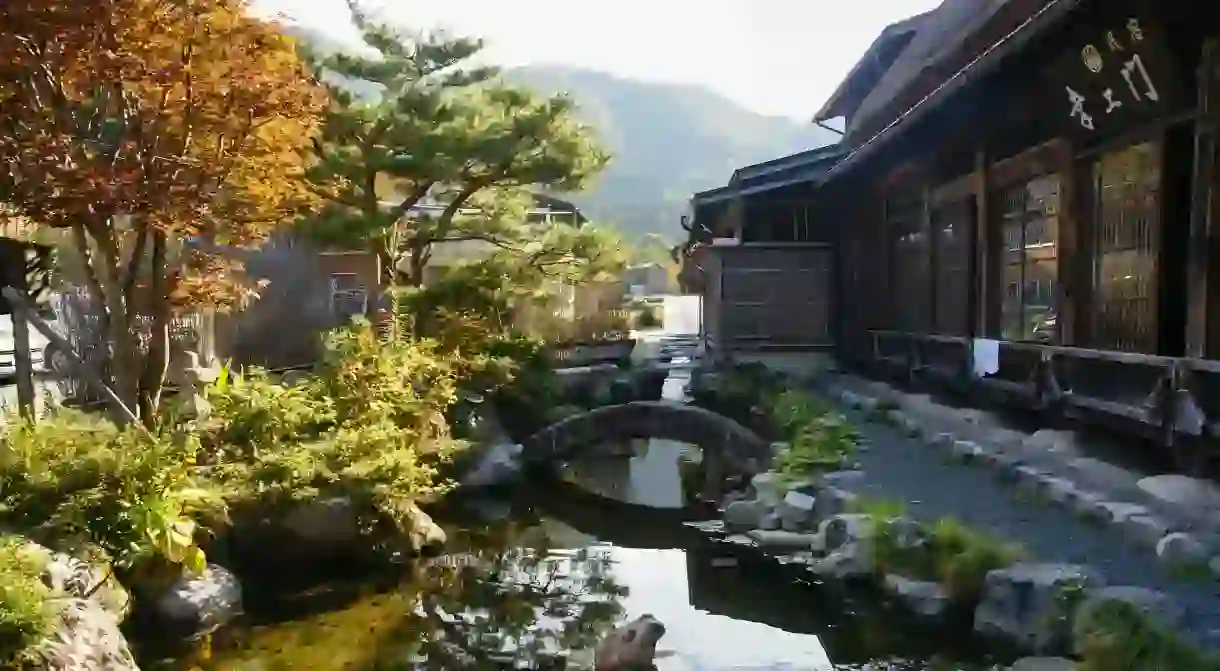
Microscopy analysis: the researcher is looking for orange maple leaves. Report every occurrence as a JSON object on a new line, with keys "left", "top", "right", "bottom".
{"left": 0, "top": 0, "right": 327, "bottom": 309}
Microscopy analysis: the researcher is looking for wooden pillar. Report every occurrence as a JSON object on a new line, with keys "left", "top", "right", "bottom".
{"left": 1187, "top": 38, "right": 1220, "bottom": 358}
{"left": 1056, "top": 139, "right": 1082, "bottom": 346}
{"left": 972, "top": 148, "right": 995, "bottom": 337}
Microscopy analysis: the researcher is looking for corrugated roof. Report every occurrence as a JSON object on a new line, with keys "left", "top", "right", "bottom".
{"left": 846, "top": 0, "right": 1013, "bottom": 140}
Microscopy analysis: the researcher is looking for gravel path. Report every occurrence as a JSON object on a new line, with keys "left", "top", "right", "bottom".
{"left": 837, "top": 412, "right": 1220, "bottom": 649}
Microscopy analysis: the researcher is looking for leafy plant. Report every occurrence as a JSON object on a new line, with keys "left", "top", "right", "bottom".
{"left": 0, "top": 537, "right": 54, "bottom": 667}
{"left": 773, "top": 413, "right": 860, "bottom": 483}
{"left": 0, "top": 410, "right": 223, "bottom": 578}
{"left": 865, "top": 509, "right": 1023, "bottom": 604}
{"left": 1074, "top": 598, "right": 1219, "bottom": 671}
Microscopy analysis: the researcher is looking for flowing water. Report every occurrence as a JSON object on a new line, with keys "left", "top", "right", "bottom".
{"left": 141, "top": 330, "right": 1011, "bottom": 670}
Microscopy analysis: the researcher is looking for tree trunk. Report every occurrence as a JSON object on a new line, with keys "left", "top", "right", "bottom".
{"left": 83, "top": 219, "right": 143, "bottom": 422}
{"left": 138, "top": 234, "right": 170, "bottom": 425}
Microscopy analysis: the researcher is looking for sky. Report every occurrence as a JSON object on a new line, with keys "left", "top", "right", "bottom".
{"left": 252, "top": 0, "right": 941, "bottom": 122}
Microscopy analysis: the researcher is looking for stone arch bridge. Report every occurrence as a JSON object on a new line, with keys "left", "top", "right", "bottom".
{"left": 520, "top": 401, "right": 772, "bottom": 501}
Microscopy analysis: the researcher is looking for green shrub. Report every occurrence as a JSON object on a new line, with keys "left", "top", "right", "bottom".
{"left": 773, "top": 414, "right": 859, "bottom": 482}
{"left": 0, "top": 537, "right": 55, "bottom": 667}
{"left": 0, "top": 410, "right": 222, "bottom": 577}
{"left": 204, "top": 321, "right": 466, "bottom": 530}
{"left": 1075, "top": 598, "right": 1219, "bottom": 671}
{"left": 863, "top": 505, "right": 1022, "bottom": 604}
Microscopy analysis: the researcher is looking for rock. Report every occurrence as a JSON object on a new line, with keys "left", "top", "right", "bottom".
{"left": 406, "top": 504, "right": 447, "bottom": 553}
{"left": 1138, "top": 474, "right": 1220, "bottom": 511}
{"left": 1122, "top": 515, "right": 1173, "bottom": 548}
{"left": 884, "top": 574, "right": 949, "bottom": 619}
{"left": 32, "top": 546, "right": 130, "bottom": 620}
{"left": 758, "top": 512, "right": 781, "bottom": 531}
{"left": 973, "top": 563, "right": 1103, "bottom": 654}
{"left": 746, "top": 529, "right": 821, "bottom": 550}
{"left": 723, "top": 499, "right": 766, "bottom": 533}
{"left": 1009, "top": 658, "right": 1077, "bottom": 671}
{"left": 777, "top": 491, "right": 817, "bottom": 532}
{"left": 1042, "top": 478, "right": 1082, "bottom": 506}
{"left": 25, "top": 599, "right": 138, "bottom": 671}
{"left": 810, "top": 542, "right": 873, "bottom": 580}
{"left": 1073, "top": 586, "right": 1185, "bottom": 640}
{"left": 281, "top": 497, "right": 362, "bottom": 549}
{"left": 1155, "top": 532, "right": 1209, "bottom": 565}
{"left": 1065, "top": 489, "right": 1106, "bottom": 518}
{"left": 816, "top": 470, "right": 867, "bottom": 489}
{"left": 595, "top": 614, "right": 666, "bottom": 671}
{"left": 882, "top": 516, "right": 925, "bottom": 551}
{"left": 1022, "top": 430, "right": 1080, "bottom": 456}
{"left": 279, "top": 369, "right": 310, "bottom": 387}
{"left": 1091, "top": 500, "right": 1149, "bottom": 524}
{"left": 1066, "top": 457, "right": 1135, "bottom": 492}
{"left": 820, "top": 514, "right": 873, "bottom": 552}
{"left": 749, "top": 472, "right": 787, "bottom": 507}
{"left": 153, "top": 564, "right": 242, "bottom": 639}
{"left": 814, "top": 487, "right": 858, "bottom": 522}
{"left": 951, "top": 440, "right": 983, "bottom": 462}
{"left": 460, "top": 441, "right": 524, "bottom": 488}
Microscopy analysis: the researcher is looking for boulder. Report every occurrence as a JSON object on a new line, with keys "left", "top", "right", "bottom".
{"left": 1137, "top": 474, "right": 1220, "bottom": 511}
{"left": 25, "top": 599, "right": 139, "bottom": 671}
{"left": 723, "top": 499, "right": 766, "bottom": 533}
{"left": 820, "top": 514, "right": 872, "bottom": 553}
{"left": 974, "top": 563, "right": 1102, "bottom": 654}
{"left": 31, "top": 545, "right": 130, "bottom": 621}
{"left": 749, "top": 472, "right": 788, "bottom": 507}
{"left": 460, "top": 441, "right": 525, "bottom": 488}
{"left": 813, "top": 487, "right": 858, "bottom": 522}
{"left": 153, "top": 564, "right": 242, "bottom": 639}
{"left": 884, "top": 574, "right": 949, "bottom": 619}
{"left": 281, "top": 497, "right": 362, "bottom": 549}
{"left": 881, "top": 516, "right": 925, "bottom": 551}
{"left": 19, "top": 542, "right": 137, "bottom": 671}
{"left": 777, "top": 491, "right": 817, "bottom": 532}
{"left": 1155, "top": 532, "right": 1209, "bottom": 565}
{"left": 810, "top": 542, "right": 873, "bottom": 581}
{"left": 745, "top": 529, "right": 821, "bottom": 550}
{"left": 595, "top": 614, "right": 666, "bottom": 671}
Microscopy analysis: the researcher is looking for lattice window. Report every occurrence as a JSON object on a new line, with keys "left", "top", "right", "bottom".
{"left": 887, "top": 184, "right": 929, "bottom": 332}
{"left": 1091, "top": 141, "right": 1160, "bottom": 353}
{"left": 330, "top": 273, "right": 368, "bottom": 321}
{"left": 931, "top": 197, "right": 973, "bottom": 336}
{"left": 992, "top": 174, "right": 1060, "bottom": 342}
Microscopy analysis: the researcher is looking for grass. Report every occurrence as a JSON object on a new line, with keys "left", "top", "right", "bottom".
{"left": 1074, "top": 598, "right": 1220, "bottom": 671}
{"left": 856, "top": 500, "right": 1024, "bottom": 604}
{"left": 0, "top": 537, "right": 55, "bottom": 667}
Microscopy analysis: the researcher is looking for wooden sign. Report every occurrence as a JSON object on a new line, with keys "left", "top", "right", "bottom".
{"left": 1045, "top": 14, "right": 1183, "bottom": 139}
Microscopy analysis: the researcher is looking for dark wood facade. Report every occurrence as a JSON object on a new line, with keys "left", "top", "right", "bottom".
{"left": 682, "top": 0, "right": 1220, "bottom": 469}
{"left": 685, "top": 149, "right": 842, "bottom": 356}
{"left": 826, "top": 0, "right": 1220, "bottom": 468}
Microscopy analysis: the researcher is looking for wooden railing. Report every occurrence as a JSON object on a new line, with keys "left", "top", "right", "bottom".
{"left": 865, "top": 329, "right": 1220, "bottom": 468}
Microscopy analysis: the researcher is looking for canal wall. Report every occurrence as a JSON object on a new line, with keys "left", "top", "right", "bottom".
{"left": 672, "top": 343, "right": 1220, "bottom": 667}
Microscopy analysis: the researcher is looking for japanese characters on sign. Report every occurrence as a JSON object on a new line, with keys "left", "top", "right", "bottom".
{"left": 1050, "top": 16, "right": 1179, "bottom": 137}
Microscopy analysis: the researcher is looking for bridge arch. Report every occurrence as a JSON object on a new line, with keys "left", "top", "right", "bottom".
{"left": 520, "top": 401, "right": 772, "bottom": 498}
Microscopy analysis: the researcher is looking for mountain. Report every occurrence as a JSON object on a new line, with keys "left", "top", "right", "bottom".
{"left": 283, "top": 26, "right": 837, "bottom": 240}
{"left": 503, "top": 65, "right": 838, "bottom": 240}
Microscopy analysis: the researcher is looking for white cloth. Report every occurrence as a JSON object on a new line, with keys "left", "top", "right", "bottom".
{"left": 971, "top": 338, "right": 1000, "bottom": 378}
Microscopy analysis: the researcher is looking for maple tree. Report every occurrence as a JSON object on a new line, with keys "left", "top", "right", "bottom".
{"left": 0, "top": 0, "right": 326, "bottom": 422}
{"left": 300, "top": 1, "right": 612, "bottom": 288}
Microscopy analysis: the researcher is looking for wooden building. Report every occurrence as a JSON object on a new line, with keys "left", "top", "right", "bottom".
{"left": 682, "top": 0, "right": 1220, "bottom": 469}
{"left": 682, "top": 145, "right": 843, "bottom": 357}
